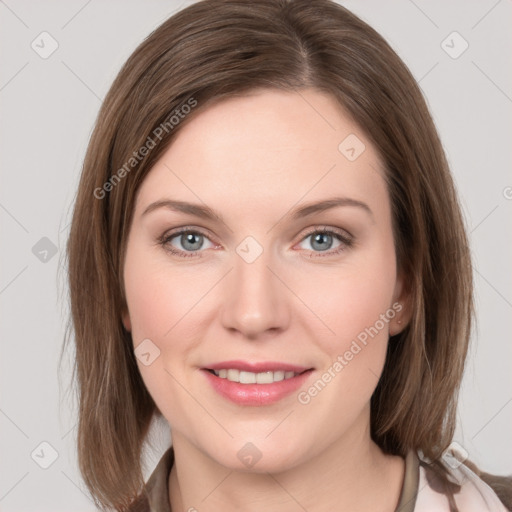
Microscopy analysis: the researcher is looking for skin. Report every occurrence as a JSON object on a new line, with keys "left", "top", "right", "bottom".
{"left": 122, "top": 88, "right": 411, "bottom": 512}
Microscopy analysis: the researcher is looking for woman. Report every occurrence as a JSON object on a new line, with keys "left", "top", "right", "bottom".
{"left": 65, "top": 0, "right": 511, "bottom": 510}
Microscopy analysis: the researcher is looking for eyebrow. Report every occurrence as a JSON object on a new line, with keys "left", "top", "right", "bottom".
{"left": 141, "top": 197, "right": 373, "bottom": 222}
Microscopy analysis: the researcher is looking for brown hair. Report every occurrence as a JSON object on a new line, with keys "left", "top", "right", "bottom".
{"left": 62, "top": 0, "right": 507, "bottom": 510}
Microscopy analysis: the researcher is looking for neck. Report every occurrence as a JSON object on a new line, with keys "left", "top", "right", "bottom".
{"left": 168, "top": 412, "right": 404, "bottom": 512}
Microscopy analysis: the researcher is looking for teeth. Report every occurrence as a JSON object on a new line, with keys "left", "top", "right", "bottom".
{"left": 239, "top": 371, "right": 256, "bottom": 384}
{"left": 227, "top": 369, "right": 239, "bottom": 381}
{"left": 272, "top": 371, "right": 285, "bottom": 382}
{"left": 212, "top": 369, "right": 300, "bottom": 384}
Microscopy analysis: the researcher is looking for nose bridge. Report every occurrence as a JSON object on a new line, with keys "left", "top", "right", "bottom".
{"left": 220, "top": 239, "right": 289, "bottom": 337}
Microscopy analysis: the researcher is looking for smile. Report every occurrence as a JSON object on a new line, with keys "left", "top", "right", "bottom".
{"left": 201, "top": 361, "right": 314, "bottom": 406}
{"left": 208, "top": 368, "right": 301, "bottom": 384}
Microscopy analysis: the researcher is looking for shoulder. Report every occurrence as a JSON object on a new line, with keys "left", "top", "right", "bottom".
{"left": 450, "top": 462, "right": 511, "bottom": 511}
{"left": 414, "top": 456, "right": 510, "bottom": 512}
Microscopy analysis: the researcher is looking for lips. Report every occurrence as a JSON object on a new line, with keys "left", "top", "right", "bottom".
{"left": 205, "top": 360, "right": 312, "bottom": 373}
{"left": 201, "top": 360, "right": 314, "bottom": 406}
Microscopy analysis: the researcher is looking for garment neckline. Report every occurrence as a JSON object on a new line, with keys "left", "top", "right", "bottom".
{"left": 144, "top": 446, "right": 419, "bottom": 512}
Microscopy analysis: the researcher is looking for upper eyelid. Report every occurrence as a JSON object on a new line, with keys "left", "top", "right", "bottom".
{"left": 162, "top": 226, "right": 220, "bottom": 245}
{"left": 301, "top": 225, "right": 352, "bottom": 239}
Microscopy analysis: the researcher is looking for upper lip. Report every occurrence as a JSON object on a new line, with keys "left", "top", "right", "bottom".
{"left": 204, "top": 360, "right": 313, "bottom": 373}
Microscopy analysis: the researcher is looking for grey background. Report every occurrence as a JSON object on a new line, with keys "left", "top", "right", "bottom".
{"left": 1, "top": 0, "right": 511, "bottom": 510}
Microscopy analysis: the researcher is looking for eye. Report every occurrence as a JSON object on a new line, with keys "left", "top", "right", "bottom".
{"left": 158, "top": 226, "right": 353, "bottom": 259}
{"left": 296, "top": 227, "right": 353, "bottom": 257}
{"left": 159, "top": 228, "right": 216, "bottom": 258}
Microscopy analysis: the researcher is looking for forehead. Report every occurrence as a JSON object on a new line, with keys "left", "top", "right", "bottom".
{"left": 134, "top": 88, "right": 388, "bottom": 222}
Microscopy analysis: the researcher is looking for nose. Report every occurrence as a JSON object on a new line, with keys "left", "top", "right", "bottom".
{"left": 220, "top": 248, "right": 290, "bottom": 340}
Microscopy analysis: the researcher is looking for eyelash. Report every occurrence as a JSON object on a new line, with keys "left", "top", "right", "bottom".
{"left": 157, "top": 225, "right": 354, "bottom": 259}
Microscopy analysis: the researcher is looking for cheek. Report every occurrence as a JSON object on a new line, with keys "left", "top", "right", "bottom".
{"left": 124, "top": 244, "right": 206, "bottom": 341}
{"left": 301, "top": 255, "right": 396, "bottom": 349}
{"left": 123, "top": 245, "right": 221, "bottom": 389}
{"left": 123, "top": 247, "right": 202, "bottom": 414}
{"left": 291, "top": 241, "right": 398, "bottom": 401}
{"left": 293, "top": 269, "right": 396, "bottom": 422}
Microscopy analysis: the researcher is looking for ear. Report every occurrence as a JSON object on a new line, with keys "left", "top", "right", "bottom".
{"left": 122, "top": 308, "right": 132, "bottom": 332}
{"left": 389, "top": 270, "right": 413, "bottom": 336}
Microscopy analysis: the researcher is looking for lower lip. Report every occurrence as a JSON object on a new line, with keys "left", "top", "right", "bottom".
{"left": 201, "top": 369, "right": 314, "bottom": 406}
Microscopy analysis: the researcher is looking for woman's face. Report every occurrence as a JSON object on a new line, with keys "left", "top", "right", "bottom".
{"left": 122, "top": 88, "right": 406, "bottom": 472}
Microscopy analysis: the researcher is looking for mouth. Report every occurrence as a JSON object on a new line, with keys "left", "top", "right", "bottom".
{"left": 201, "top": 361, "right": 314, "bottom": 406}
{"left": 204, "top": 368, "right": 310, "bottom": 384}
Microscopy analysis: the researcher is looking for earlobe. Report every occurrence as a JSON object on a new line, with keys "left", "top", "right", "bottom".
{"left": 389, "top": 315, "right": 405, "bottom": 337}
{"left": 390, "top": 272, "right": 412, "bottom": 336}
{"left": 390, "top": 306, "right": 410, "bottom": 336}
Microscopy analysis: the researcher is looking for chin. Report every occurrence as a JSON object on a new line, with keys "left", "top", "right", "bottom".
{"left": 206, "top": 439, "right": 307, "bottom": 474}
